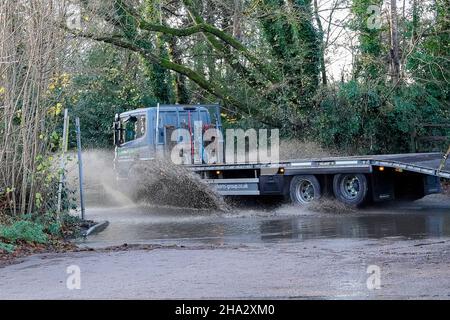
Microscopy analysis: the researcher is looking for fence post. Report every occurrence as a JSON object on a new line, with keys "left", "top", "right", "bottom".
{"left": 75, "top": 117, "right": 85, "bottom": 220}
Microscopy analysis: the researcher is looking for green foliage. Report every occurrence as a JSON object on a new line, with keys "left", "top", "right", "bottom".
{"left": 35, "top": 155, "right": 57, "bottom": 200}
{"left": 317, "top": 0, "right": 450, "bottom": 154}
{"left": 0, "top": 242, "right": 15, "bottom": 253}
{"left": 32, "top": 212, "right": 62, "bottom": 236}
{"left": 312, "top": 81, "right": 449, "bottom": 154}
{"left": 47, "top": 221, "right": 62, "bottom": 236}
{"left": 0, "top": 220, "right": 48, "bottom": 244}
{"left": 33, "top": 212, "right": 82, "bottom": 237}
{"left": 406, "top": 0, "right": 449, "bottom": 104}
{"left": 0, "top": 210, "right": 84, "bottom": 249}
{"left": 61, "top": 0, "right": 448, "bottom": 156}
{"left": 61, "top": 45, "right": 159, "bottom": 148}
{"left": 350, "top": 0, "right": 386, "bottom": 80}
{"left": 141, "top": 42, "right": 175, "bottom": 104}
{"left": 259, "top": 0, "right": 320, "bottom": 110}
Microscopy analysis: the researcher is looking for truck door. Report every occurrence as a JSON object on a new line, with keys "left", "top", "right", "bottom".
{"left": 116, "top": 113, "right": 149, "bottom": 162}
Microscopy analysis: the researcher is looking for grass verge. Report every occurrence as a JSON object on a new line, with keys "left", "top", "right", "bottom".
{"left": 0, "top": 212, "right": 95, "bottom": 267}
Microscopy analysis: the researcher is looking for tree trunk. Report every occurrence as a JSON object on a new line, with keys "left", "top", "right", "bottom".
{"left": 411, "top": 0, "right": 419, "bottom": 42}
{"left": 390, "top": 0, "right": 400, "bottom": 83}
{"left": 232, "top": 0, "right": 243, "bottom": 40}
{"left": 313, "top": 0, "right": 327, "bottom": 85}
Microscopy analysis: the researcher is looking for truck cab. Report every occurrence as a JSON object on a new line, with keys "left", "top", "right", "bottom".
{"left": 113, "top": 104, "right": 222, "bottom": 178}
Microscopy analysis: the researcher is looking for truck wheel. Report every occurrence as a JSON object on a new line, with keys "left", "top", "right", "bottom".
{"left": 333, "top": 173, "right": 368, "bottom": 206}
{"left": 290, "top": 175, "right": 321, "bottom": 205}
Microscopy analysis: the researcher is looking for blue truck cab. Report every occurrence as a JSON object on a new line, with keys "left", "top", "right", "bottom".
{"left": 113, "top": 104, "right": 222, "bottom": 178}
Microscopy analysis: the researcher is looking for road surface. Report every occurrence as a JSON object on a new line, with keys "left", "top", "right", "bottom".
{"left": 0, "top": 195, "right": 449, "bottom": 299}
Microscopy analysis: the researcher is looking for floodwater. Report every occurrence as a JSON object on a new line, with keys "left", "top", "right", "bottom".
{"left": 82, "top": 195, "right": 450, "bottom": 247}
{"left": 2, "top": 194, "right": 449, "bottom": 299}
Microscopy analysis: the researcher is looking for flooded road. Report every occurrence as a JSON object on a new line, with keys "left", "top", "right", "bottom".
{"left": 82, "top": 195, "right": 450, "bottom": 247}
{"left": 1, "top": 195, "right": 449, "bottom": 299}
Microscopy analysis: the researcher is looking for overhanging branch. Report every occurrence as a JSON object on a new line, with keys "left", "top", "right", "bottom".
{"left": 67, "top": 30, "right": 262, "bottom": 119}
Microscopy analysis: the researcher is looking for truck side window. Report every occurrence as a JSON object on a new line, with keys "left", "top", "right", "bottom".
{"left": 124, "top": 120, "right": 136, "bottom": 142}
{"left": 121, "top": 115, "right": 146, "bottom": 143}
{"left": 158, "top": 128, "right": 164, "bottom": 144}
{"left": 136, "top": 116, "right": 146, "bottom": 139}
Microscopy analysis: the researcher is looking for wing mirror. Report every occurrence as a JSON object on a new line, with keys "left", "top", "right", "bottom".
{"left": 113, "top": 114, "right": 122, "bottom": 146}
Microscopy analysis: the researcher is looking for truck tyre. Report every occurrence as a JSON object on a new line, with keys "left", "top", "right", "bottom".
{"left": 333, "top": 173, "right": 368, "bottom": 206}
{"left": 290, "top": 175, "right": 321, "bottom": 205}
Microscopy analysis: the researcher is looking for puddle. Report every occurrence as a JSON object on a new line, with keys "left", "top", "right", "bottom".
{"left": 80, "top": 199, "right": 450, "bottom": 247}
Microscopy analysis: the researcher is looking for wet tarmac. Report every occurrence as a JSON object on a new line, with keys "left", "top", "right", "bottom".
{"left": 1, "top": 195, "right": 449, "bottom": 299}
{"left": 82, "top": 195, "right": 450, "bottom": 247}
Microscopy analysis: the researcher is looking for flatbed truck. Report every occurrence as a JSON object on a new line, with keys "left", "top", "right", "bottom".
{"left": 113, "top": 104, "right": 450, "bottom": 206}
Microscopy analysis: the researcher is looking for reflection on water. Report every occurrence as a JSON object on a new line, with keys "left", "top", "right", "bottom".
{"left": 83, "top": 203, "right": 450, "bottom": 246}
{"left": 259, "top": 213, "right": 450, "bottom": 241}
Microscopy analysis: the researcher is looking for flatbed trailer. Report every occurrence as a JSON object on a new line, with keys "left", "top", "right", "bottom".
{"left": 187, "top": 152, "right": 449, "bottom": 206}
{"left": 113, "top": 105, "right": 450, "bottom": 207}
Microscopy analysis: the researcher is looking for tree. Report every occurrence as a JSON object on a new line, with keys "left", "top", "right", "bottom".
{"left": 58, "top": 0, "right": 448, "bottom": 154}
{"left": 61, "top": 44, "right": 158, "bottom": 148}
{"left": 0, "top": 0, "right": 66, "bottom": 215}
{"left": 66, "top": 0, "right": 321, "bottom": 128}
{"left": 350, "top": 0, "right": 386, "bottom": 81}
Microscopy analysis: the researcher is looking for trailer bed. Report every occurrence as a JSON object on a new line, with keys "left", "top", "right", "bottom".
{"left": 189, "top": 152, "right": 450, "bottom": 179}
{"left": 367, "top": 153, "right": 450, "bottom": 179}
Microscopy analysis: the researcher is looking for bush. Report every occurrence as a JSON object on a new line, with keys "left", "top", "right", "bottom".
{"left": 0, "top": 220, "right": 48, "bottom": 244}
{"left": 44, "top": 212, "right": 83, "bottom": 237}
{"left": 0, "top": 242, "right": 15, "bottom": 253}
{"left": 311, "top": 81, "right": 449, "bottom": 155}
